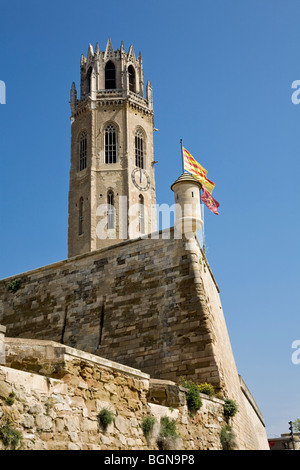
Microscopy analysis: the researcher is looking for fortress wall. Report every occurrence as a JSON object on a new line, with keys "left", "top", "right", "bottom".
{"left": 0, "top": 337, "right": 228, "bottom": 450}
{"left": 0, "top": 234, "right": 269, "bottom": 449}
{"left": 0, "top": 234, "right": 221, "bottom": 386}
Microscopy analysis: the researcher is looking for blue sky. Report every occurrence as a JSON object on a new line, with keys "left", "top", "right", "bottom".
{"left": 1, "top": 0, "right": 300, "bottom": 439}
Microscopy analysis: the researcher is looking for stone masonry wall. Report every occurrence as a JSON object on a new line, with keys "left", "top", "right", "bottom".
{"left": 0, "top": 233, "right": 222, "bottom": 387}
{"left": 0, "top": 233, "right": 269, "bottom": 449}
{"left": 0, "top": 337, "right": 229, "bottom": 451}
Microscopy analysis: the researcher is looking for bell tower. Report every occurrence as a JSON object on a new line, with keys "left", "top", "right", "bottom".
{"left": 68, "top": 39, "right": 157, "bottom": 258}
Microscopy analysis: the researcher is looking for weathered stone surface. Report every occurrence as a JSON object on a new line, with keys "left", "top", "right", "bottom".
{"left": 0, "top": 232, "right": 269, "bottom": 450}
{"left": 0, "top": 339, "right": 269, "bottom": 450}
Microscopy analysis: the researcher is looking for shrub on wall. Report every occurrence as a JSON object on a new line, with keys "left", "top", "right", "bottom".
{"left": 197, "top": 382, "right": 215, "bottom": 397}
{"left": 98, "top": 408, "right": 114, "bottom": 431}
{"left": 5, "top": 391, "right": 16, "bottom": 406}
{"left": 181, "top": 380, "right": 202, "bottom": 415}
{"left": 0, "top": 425, "right": 23, "bottom": 450}
{"left": 8, "top": 279, "right": 21, "bottom": 294}
{"left": 220, "top": 425, "right": 237, "bottom": 450}
{"left": 159, "top": 417, "right": 177, "bottom": 439}
{"left": 223, "top": 399, "right": 239, "bottom": 419}
{"left": 142, "top": 416, "right": 156, "bottom": 437}
{"left": 157, "top": 416, "right": 180, "bottom": 451}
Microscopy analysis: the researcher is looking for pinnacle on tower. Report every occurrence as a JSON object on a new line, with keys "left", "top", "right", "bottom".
{"left": 105, "top": 37, "right": 114, "bottom": 58}
{"left": 87, "top": 43, "right": 94, "bottom": 59}
{"left": 128, "top": 44, "right": 135, "bottom": 61}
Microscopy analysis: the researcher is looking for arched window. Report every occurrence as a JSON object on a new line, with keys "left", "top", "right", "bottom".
{"left": 107, "top": 191, "right": 115, "bottom": 229}
{"left": 138, "top": 194, "right": 145, "bottom": 234}
{"left": 135, "top": 130, "right": 144, "bottom": 169}
{"left": 105, "top": 61, "right": 116, "bottom": 89}
{"left": 105, "top": 125, "right": 117, "bottom": 164}
{"left": 79, "top": 197, "right": 84, "bottom": 235}
{"left": 128, "top": 65, "right": 135, "bottom": 92}
{"left": 79, "top": 131, "right": 87, "bottom": 171}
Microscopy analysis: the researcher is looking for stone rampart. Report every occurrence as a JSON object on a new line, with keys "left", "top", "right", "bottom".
{"left": 0, "top": 337, "right": 229, "bottom": 450}
{"left": 0, "top": 233, "right": 269, "bottom": 449}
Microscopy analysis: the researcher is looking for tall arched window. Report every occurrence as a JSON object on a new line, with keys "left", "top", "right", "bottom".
{"left": 105, "top": 125, "right": 117, "bottom": 164}
{"left": 79, "top": 197, "right": 84, "bottom": 235}
{"left": 79, "top": 131, "right": 87, "bottom": 171}
{"left": 105, "top": 61, "right": 116, "bottom": 89}
{"left": 138, "top": 194, "right": 145, "bottom": 234}
{"left": 128, "top": 65, "right": 135, "bottom": 92}
{"left": 135, "top": 130, "right": 144, "bottom": 169}
{"left": 107, "top": 191, "right": 115, "bottom": 229}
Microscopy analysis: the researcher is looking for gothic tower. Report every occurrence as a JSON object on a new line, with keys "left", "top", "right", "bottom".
{"left": 68, "top": 39, "right": 157, "bottom": 258}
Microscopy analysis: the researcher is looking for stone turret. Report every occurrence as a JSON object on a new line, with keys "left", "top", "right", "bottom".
{"left": 171, "top": 172, "right": 203, "bottom": 239}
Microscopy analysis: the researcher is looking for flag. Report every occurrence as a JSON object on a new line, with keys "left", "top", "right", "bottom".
{"left": 183, "top": 147, "right": 215, "bottom": 194}
{"left": 201, "top": 187, "right": 220, "bottom": 215}
{"left": 183, "top": 147, "right": 207, "bottom": 177}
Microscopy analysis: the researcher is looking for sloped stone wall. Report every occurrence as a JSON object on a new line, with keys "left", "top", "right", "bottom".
{"left": 0, "top": 234, "right": 224, "bottom": 388}
{"left": 0, "top": 234, "right": 269, "bottom": 450}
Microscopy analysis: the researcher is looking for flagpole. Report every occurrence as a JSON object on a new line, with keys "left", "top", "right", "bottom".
{"left": 201, "top": 195, "right": 206, "bottom": 254}
{"left": 180, "top": 139, "right": 185, "bottom": 173}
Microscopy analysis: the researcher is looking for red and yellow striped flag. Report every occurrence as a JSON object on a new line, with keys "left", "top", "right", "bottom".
{"left": 183, "top": 147, "right": 215, "bottom": 194}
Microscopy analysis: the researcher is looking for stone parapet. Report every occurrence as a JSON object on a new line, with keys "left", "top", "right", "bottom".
{"left": 4, "top": 337, "right": 150, "bottom": 381}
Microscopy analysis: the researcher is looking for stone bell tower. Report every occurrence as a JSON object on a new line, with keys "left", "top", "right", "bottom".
{"left": 68, "top": 39, "right": 157, "bottom": 258}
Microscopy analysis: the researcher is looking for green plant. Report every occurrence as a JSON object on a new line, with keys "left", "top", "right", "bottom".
{"left": 142, "top": 416, "right": 156, "bottom": 437}
{"left": 0, "top": 425, "right": 23, "bottom": 449}
{"left": 197, "top": 382, "right": 215, "bottom": 396}
{"left": 5, "top": 391, "right": 16, "bottom": 406}
{"left": 98, "top": 408, "right": 114, "bottom": 431}
{"left": 159, "top": 416, "right": 178, "bottom": 439}
{"left": 182, "top": 380, "right": 202, "bottom": 415}
{"left": 224, "top": 399, "right": 239, "bottom": 419}
{"left": 8, "top": 279, "right": 21, "bottom": 293}
{"left": 156, "top": 416, "right": 179, "bottom": 451}
{"left": 220, "top": 425, "right": 236, "bottom": 450}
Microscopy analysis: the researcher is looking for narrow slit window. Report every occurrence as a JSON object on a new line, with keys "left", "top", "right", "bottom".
{"left": 138, "top": 194, "right": 145, "bottom": 234}
{"left": 105, "top": 125, "right": 117, "bottom": 164}
{"left": 79, "top": 131, "right": 87, "bottom": 171}
{"left": 79, "top": 197, "right": 84, "bottom": 235}
{"left": 135, "top": 131, "right": 144, "bottom": 169}
{"left": 107, "top": 191, "right": 115, "bottom": 229}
